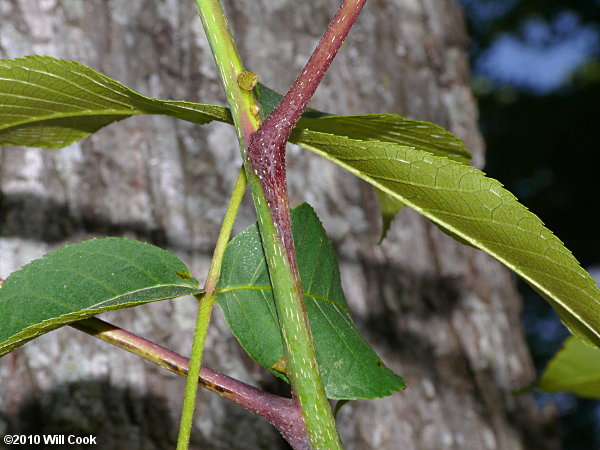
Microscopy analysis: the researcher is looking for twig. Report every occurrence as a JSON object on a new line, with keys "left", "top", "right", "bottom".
{"left": 70, "top": 317, "right": 308, "bottom": 449}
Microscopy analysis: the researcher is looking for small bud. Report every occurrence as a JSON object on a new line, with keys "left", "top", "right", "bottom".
{"left": 237, "top": 71, "right": 258, "bottom": 92}
{"left": 250, "top": 103, "right": 261, "bottom": 117}
{"left": 271, "top": 357, "right": 287, "bottom": 375}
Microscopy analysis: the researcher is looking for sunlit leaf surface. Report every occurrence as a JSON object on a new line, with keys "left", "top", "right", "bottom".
{"left": 0, "top": 238, "right": 199, "bottom": 356}
{"left": 292, "top": 129, "right": 600, "bottom": 347}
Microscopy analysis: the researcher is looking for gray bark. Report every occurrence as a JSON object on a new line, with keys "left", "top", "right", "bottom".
{"left": 0, "top": 0, "right": 558, "bottom": 449}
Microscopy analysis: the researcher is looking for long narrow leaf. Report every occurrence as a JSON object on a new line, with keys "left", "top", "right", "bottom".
{"left": 291, "top": 128, "right": 600, "bottom": 347}
{"left": 0, "top": 55, "right": 231, "bottom": 148}
{"left": 255, "top": 83, "right": 470, "bottom": 236}
{"left": 257, "top": 83, "right": 471, "bottom": 164}
{"left": 1, "top": 57, "right": 467, "bottom": 162}
{"left": 4, "top": 56, "right": 597, "bottom": 349}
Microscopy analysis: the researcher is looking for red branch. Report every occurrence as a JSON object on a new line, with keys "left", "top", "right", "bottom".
{"left": 246, "top": 0, "right": 368, "bottom": 282}
{"left": 71, "top": 318, "right": 308, "bottom": 449}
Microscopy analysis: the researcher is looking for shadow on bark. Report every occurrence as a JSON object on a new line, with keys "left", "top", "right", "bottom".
{"left": 3, "top": 377, "right": 293, "bottom": 450}
{"left": 4, "top": 380, "right": 178, "bottom": 449}
{"left": 0, "top": 192, "right": 167, "bottom": 247}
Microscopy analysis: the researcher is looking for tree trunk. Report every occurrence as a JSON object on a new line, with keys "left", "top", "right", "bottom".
{"left": 0, "top": 0, "right": 558, "bottom": 449}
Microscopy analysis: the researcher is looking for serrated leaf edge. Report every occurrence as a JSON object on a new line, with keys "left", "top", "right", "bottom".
{"left": 294, "top": 131, "right": 600, "bottom": 346}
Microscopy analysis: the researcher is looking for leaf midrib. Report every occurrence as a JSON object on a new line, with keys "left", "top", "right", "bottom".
{"left": 311, "top": 115, "right": 467, "bottom": 154}
{"left": 0, "top": 109, "right": 143, "bottom": 131}
{"left": 4, "top": 281, "right": 197, "bottom": 323}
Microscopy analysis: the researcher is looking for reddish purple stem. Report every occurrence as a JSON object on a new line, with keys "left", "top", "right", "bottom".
{"left": 247, "top": 0, "right": 367, "bottom": 276}
{"left": 71, "top": 318, "right": 308, "bottom": 449}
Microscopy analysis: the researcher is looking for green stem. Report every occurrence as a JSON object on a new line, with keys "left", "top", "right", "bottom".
{"left": 176, "top": 294, "right": 213, "bottom": 450}
{"left": 205, "top": 167, "right": 248, "bottom": 296}
{"left": 192, "top": 0, "right": 260, "bottom": 147}
{"left": 244, "top": 2, "right": 367, "bottom": 444}
{"left": 176, "top": 167, "right": 247, "bottom": 450}
{"left": 194, "top": 1, "right": 343, "bottom": 448}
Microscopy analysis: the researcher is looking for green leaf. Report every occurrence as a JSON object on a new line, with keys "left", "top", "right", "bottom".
{"left": 256, "top": 82, "right": 470, "bottom": 164}
{"left": 294, "top": 112, "right": 470, "bottom": 241}
{"left": 4, "top": 57, "right": 598, "bottom": 348}
{"left": 0, "top": 55, "right": 231, "bottom": 148}
{"left": 538, "top": 336, "right": 600, "bottom": 399}
{"left": 291, "top": 129, "right": 600, "bottom": 347}
{"left": 0, "top": 237, "right": 199, "bottom": 356}
{"left": 217, "top": 203, "right": 404, "bottom": 400}
{"left": 255, "top": 83, "right": 329, "bottom": 119}
{"left": 0, "top": 57, "right": 467, "bottom": 166}
{"left": 297, "top": 114, "right": 470, "bottom": 164}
